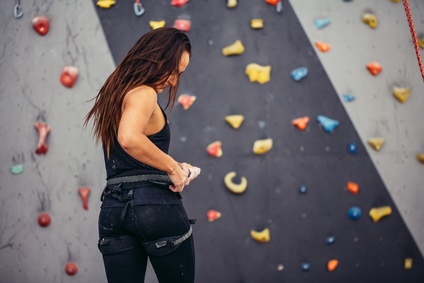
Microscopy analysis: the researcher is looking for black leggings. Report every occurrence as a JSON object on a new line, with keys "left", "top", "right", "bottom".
{"left": 98, "top": 204, "right": 195, "bottom": 283}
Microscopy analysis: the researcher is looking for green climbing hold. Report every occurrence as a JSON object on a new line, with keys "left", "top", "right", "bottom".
{"left": 10, "top": 164, "right": 24, "bottom": 175}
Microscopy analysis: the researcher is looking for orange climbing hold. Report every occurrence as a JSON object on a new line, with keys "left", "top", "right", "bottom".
{"left": 206, "top": 209, "right": 222, "bottom": 222}
{"left": 347, "top": 182, "right": 359, "bottom": 195}
{"left": 265, "top": 0, "right": 279, "bottom": 6}
{"left": 65, "top": 262, "right": 78, "bottom": 276}
{"left": 178, "top": 94, "right": 196, "bottom": 109}
{"left": 171, "top": 0, "right": 189, "bottom": 7}
{"left": 366, "top": 61, "right": 382, "bottom": 76}
{"left": 314, "top": 41, "right": 331, "bottom": 53}
{"left": 174, "top": 19, "right": 191, "bottom": 32}
{"left": 206, "top": 141, "right": 223, "bottom": 157}
{"left": 60, "top": 66, "right": 79, "bottom": 88}
{"left": 327, "top": 259, "right": 339, "bottom": 272}
{"left": 78, "top": 187, "right": 91, "bottom": 210}
{"left": 291, "top": 116, "right": 310, "bottom": 131}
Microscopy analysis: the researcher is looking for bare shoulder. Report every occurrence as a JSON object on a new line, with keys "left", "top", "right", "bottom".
{"left": 123, "top": 85, "right": 157, "bottom": 110}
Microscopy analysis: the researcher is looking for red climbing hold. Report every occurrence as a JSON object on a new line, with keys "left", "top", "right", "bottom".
{"left": 60, "top": 66, "right": 79, "bottom": 88}
{"left": 32, "top": 16, "right": 50, "bottom": 36}
{"left": 265, "top": 0, "right": 279, "bottom": 6}
{"left": 366, "top": 61, "right": 382, "bottom": 76}
{"left": 206, "top": 209, "right": 222, "bottom": 222}
{"left": 64, "top": 262, "right": 78, "bottom": 276}
{"left": 174, "top": 19, "right": 191, "bottom": 32}
{"left": 171, "top": 0, "right": 189, "bottom": 7}
{"left": 38, "top": 212, "right": 51, "bottom": 227}
{"left": 347, "top": 181, "right": 359, "bottom": 195}
{"left": 34, "top": 121, "right": 50, "bottom": 155}
{"left": 291, "top": 116, "right": 310, "bottom": 131}
{"left": 78, "top": 187, "right": 91, "bottom": 210}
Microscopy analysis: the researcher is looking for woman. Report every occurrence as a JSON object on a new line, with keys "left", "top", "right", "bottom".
{"left": 84, "top": 27, "right": 201, "bottom": 283}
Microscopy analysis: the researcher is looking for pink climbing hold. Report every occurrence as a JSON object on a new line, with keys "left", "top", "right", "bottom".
{"left": 174, "top": 19, "right": 191, "bottom": 32}
{"left": 171, "top": 0, "right": 189, "bottom": 7}
{"left": 78, "top": 187, "right": 91, "bottom": 210}
{"left": 34, "top": 121, "right": 50, "bottom": 155}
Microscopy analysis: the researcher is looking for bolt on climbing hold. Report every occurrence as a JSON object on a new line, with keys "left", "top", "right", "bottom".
{"left": 222, "top": 40, "right": 245, "bottom": 56}
{"left": 250, "top": 228, "right": 270, "bottom": 243}
{"left": 34, "top": 121, "right": 50, "bottom": 155}
{"left": 325, "top": 235, "right": 335, "bottom": 245}
{"left": 253, "top": 138, "right": 273, "bottom": 154}
{"left": 366, "top": 61, "right": 382, "bottom": 76}
{"left": 245, "top": 63, "right": 271, "bottom": 84}
{"left": 206, "top": 141, "right": 223, "bottom": 157}
{"left": 369, "top": 206, "right": 392, "bottom": 222}
{"left": 418, "top": 36, "right": 424, "bottom": 49}
{"left": 342, "top": 93, "right": 355, "bottom": 102}
{"left": 347, "top": 182, "right": 359, "bottom": 194}
{"left": 276, "top": 0, "right": 282, "bottom": 13}
{"left": 298, "top": 185, "right": 307, "bottom": 194}
{"left": 348, "top": 206, "right": 362, "bottom": 220}
{"left": 362, "top": 13, "right": 378, "bottom": 29}
{"left": 290, "top": 67, "right": 308, "bottom": 81}
{"left": 348, "top": 142, "right": 357, "bottom": 154}
{"left": 225, "top": 115, "right": 244, "bottom": 129}
{"left": 300, "top": 262, "right": 311, "bottom": 271}
{"left": 314, "top": 41, "right": 331, "bottom": 52}
{"left": 327, "top": 259, "right": 339, "bottom": 272}
{"left": 314, "top": 18, "right": 331, "bottom": 29}
{"left": 251, "top": 19, "right": 264, "bottom": 29}
{"left": 174, "top": 19, "right": 191, "bottom": 32}
{"left": 96, "top": 0, "right": 116, "bottom": 8}
{"left": 404, "top": 258, "right": 413, "bottom": 269}
{"left": 416, "top": 153, "right": 424, "bottom": 164}
{"left": 177, "top": 94, "right": 196, "bottom": 109}
{"left": 367, "top": 137, "right": 384, "bottom": 151}
{"left": 291, "top": 116, "right": 309, "bottom": 131}
{"left": 149, "top": 20, "right": 166, "bottom": 29}
{"left": 10, "top": 164, "right": 24, "bottom": 175}
{"left": 65, "top": 262, "right": 78, "bottom": 276}
{"left": 32, "top": 16, "right": 50, "bottom": 36}
{"left": 206, "top": 209, "right": 221, "bottom": 222}
{"left": 317, "top": 115, "right": 339, "bottom": 133}
{"left": 227, "top": 0, "right": 237, "bottom": 8}
{"left": 14, "top": 0, "right": 23, "bottom": 19}
{"left": 60, "top": 66, "right": 79, "bottom": 88}
{"left": 38, "top": 212, "right": 51, "bottom": 227}
{"left": 392, "top": 86, "right": 411, "bottom": 103}
{"left": 171, "top": 0, "right": 189, "bottom": 7}
{"left": 133, "top": 0, "right": 145, "bottom": 16}
{"left": 78, "top": 187, "right": 91, "bottom": 211}
{"left": 224, "top": 171, "right": 247, "bottom": 194}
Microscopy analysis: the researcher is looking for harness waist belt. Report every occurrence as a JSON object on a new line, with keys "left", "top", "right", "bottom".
{"left": 106, "top": 174, "right": 173, "bottom": 186}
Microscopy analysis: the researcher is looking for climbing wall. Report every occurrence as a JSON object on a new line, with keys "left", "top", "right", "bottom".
{"left": 1, "top": 0, "right": 424, "bottom": 282}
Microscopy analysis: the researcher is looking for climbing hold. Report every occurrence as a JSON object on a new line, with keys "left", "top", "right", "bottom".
{"left": 404, "top": 258, "right": 413, "bottom": 269}
{"left": 417, "top": 153, "right": 424, "bottom": 164}
{"left": 418, "top": 36, "right": 424, "bottom": 49}
{"left": 245, "top": 63, "right": 271, "bottom": 84}
{"left": 10, "top": 164, "right": 24, "bottom": 175}
{"left": 366, "top": 61, "right": 382, "bottom": 76}
{"left": 252, "top": 138, "right": 273, "bottom": 154}
{"left": 60, "top": 66, "right": 79, "bottom": 88}
{"left": 258, "top": 121, "right": 266, "bottom": 129}
{"left": 177, "top": 94, "right": 196, "bottom": 109}
{"left": 265, "top": 0, "right": 278, "bottom": 6}
{"left": 367, "top": 137, "right": 384, "bottom": 151}
{"left": 174, "top": 19, "right": 191, "bottom": 32}
{"left": 149, "top": 20, "right": 166, "bottom": 30}
{"left": 206, "top": 209, "right": 222, "bottom": 222}
{"left": 64, "top": 262, "right": 78, "bottom": 276}
{"left": 327, "top": 259, "right": 339, "bottom": 272}
{"left": 317, "top": 115, "right": 339, "bottom": 133}
{"left": 325, "top": 235, "right": 335, "bottom": 245}
{"left": 391, "top": 0, "right": 401, "bottom": 2}
{"left": 276, "top": 264, "right": 284, "bottom": 271}
{"left": 300, "top": 262, "right": 311, "bottom": 271}
{"left": 32, "top": 16, "right": 50, "bottom": 36}
{"left": 78, "top": 187, "right": 91, "bottom": 211}
{"left": 362, "top": 13, "right": 378, "bottom": 29}
{"left": 276, "top": 0, "right": 283, "bottom": 13}
{"left": 96, "top": 0, "right": 116, "bottom": 8}
{"left": 347, "top": 142, "right": 357, "bottom": 154}
{"left": 347, "top": 181, "right": 359, "bottom": 195}
{"left": 227, "top": 0, "right": 237, "bottom": 8}
{"left": 34, "top": 121, "right": 50, "bottom": 155}
{"left": 222, "top": 40, "right": 245, "bottom": 56}
{"left": 291, "top": 116, "right": 310, "bottom": 131}
{"left": 314, "top": 18, "right": 331, "bottom": 29}
{"left": 224, "top": 171, "right": 247, "bottom": 194}
{"left": 369, "top": 206, "right": 392, "bottom": 222}
{"left": 250, "top": 228, "right": 270, "bottom": 243}
{"left": 392, "top": 86, "right": 411, "bottom": 103}
{"left": 314, "top": 41, "right": 331, "bottom": 52}
{"left": 291, "top": 67, "right": 308, "bottom": 81}
{"left": 251, "top": 19, "right": 264, "bottom": 29}
{"left": 133, "top": 0, "right": 145, "bottom": 16}
{"left": 342, "top": 93, "right": 355, "bottom": 102}
{"left": 38, "top": 212, "right": 51, "bottom": 227}
{"left": 171, "top": 0, "right": 189, "bottom": 7}
{"left": 348, "top": 206, "right": 361, "bottom": 220}
{"left": 298, "top": 185, "right": 308, "bottom": 194}
{"left": 206, "top": 141, "right": 223, "bottom": 157}
{"left": 225, "top": 115, "right": 244, "bottom": 129}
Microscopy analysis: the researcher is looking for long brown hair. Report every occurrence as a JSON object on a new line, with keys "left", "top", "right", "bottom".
{"left": 84, "top": 27, "right": 191, "bottom": 153}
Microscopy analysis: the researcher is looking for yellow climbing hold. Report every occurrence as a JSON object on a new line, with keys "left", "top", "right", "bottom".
{"left": 96, "top": 0, "right": 116, "bottom": 8}
{"left": 362, "top": 13, "right": 378, "bottom": 29}
{"left": 250, "top": 228, "right": 270, "bottom": 243}
{"left": 419, "top": 37, "right": 424, "bottom": 49}
{"left": 224, "top": 171, "right": 247, "bottom": 194}
{"left": 227, "top": 0, "right": 237, "bottom": 8}
{"left": 225, "top": 115, "right": 245, "bottom": 129}
{"left": 392, "top": 86, "right": 411, "bottom": 103}
{"left": 253, "top": 138, "right": 273, "bottom": 154}
{"left": 251, "top": 19, "right": 264, "bottom": 29}
{"left": 149, "top": 20, "right": 166, "bottom": 30}
{"left": 391, "top": 0, "right": 401, "bottom": 2}
{"left": 369, "top": 206, "right": 392, "bottom": 222}
{"left": 245, "top": 63, "right": 271, "bottom": 84}
{"left": 222, "top": 40, "right": 245, "bottom": 56}
{"left": 367, "top": 137, "right": 384, "bottom": 151}
{"left": 404, "top": 258, "right": 413, "bottom": 269}
{"left": 416, "top": 153, "right": 424, "bottom": 164}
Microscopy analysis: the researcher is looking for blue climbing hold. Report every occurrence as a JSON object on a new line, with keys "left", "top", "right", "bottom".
{"left": 313, "top": 18, "right": 331, "bottom": 29}
{"left": 298, "top": 185, "right": 308, "bottom": 194}
{"left": 348, "top": 142, "right": 357, "bottom": 154}
{"left": 317, "top": 115, "right": 339, "bottom": 132}
{"left": 348, "top": 206, "right": 362, "bottom": 220}
{"left": 325, "top": 235, "right": 336, "bottom": 245}
{"left": 291, "top": 67, "right": 308, "bottom": 81}
{"left": 300, "top": 262, "right": 311, "bottom": 271}
{"left": 342, "top": 93, "right": 355, "bottom": 102}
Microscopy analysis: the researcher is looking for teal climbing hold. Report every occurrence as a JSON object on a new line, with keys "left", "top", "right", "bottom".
{"left": 314, "top": 18, "right": 331, "bottom": 29}
{"left": 291, "top": 67, "right": 308, "bottom": 81}
{"left": 317, "top": 115, "right": 339, "bottom": 132}
{"left": 342, "top": 93, "right": 355, "bottom": 102}
{"left": 10, "top": 164, "right": 24, "bottom": 175}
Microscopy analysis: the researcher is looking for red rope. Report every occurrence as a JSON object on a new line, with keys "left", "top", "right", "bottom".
{"left": 402, "top": 0, "right": 424, "bottom": 82}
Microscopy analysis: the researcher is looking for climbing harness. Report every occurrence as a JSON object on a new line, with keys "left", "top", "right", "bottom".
{"left": 13, "top": 0, "right": 23, "bottom": 19}
{"left": 105, "top": 174, "right": 173, "bottom": 187}
{"left": 402, "top": 0, "right": 424, "bottom": 82}
{"left": 134, "top": 0, "right": 145, "bottom": 16}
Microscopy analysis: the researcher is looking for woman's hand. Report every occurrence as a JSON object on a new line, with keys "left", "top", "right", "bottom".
{"left": 178, "top": 162, "right": 201, "bottom": 184}
{"left": 167, "top": 162, "right": 201, "bottom": 192}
